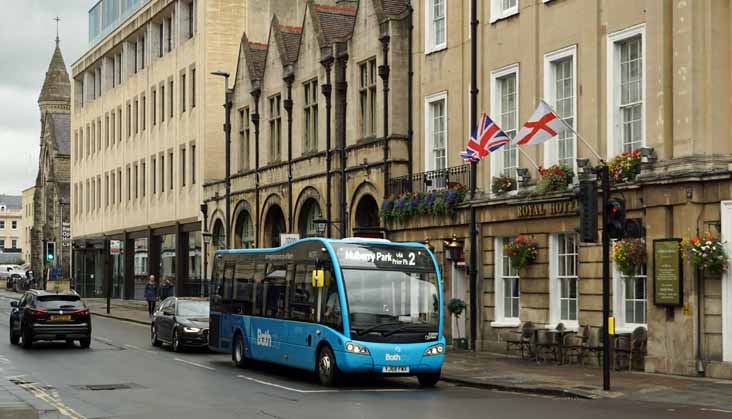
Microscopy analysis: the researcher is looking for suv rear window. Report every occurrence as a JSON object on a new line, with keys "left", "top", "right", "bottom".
{"left": 35, "top": 295, "right": 84, "bottom": 310}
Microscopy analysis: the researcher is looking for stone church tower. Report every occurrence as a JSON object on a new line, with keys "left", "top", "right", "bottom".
{"left": 31, "top": 37, "right": 71, "bottom": 282}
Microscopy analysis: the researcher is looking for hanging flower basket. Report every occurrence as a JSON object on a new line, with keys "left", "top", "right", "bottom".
{"left": 504, "top": 235, "right": 539, "bottom": 271}
{"left": 492, "top": 175, "right": 516, "bottom": 195}
{"left": 682, "top": 233, "right": 729, "bottom": 276}
{"left": 536, "top": 164, "right": 575, "bottom": 194}
{"left": 380, "top": 184, "right": 468, "bottom": 222}
{"left": 608, "top": 149, "right": 641, "bottom": 184}
{"left": 612, "top": 239, "right": 647, "bottom": 276}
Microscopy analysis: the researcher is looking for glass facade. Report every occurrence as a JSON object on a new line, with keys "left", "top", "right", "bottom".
{"left": 159, "top": 234, "right": 176, "bottom": 287}
{"left": 133, "top": 238, "right": 149, "bottom": 299}
{"left": 88, "top": 0, "right": 150, "bottom": 46}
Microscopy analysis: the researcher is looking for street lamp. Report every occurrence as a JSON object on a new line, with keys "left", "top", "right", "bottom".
{"left": 444, "top": 234, "right": 463, "bottom": 261}
{"left": 313, "top": 217, "right": 343, "bottom": 237}
{"left": 200, "top": 202, "right": 210, "bottom": 298}
{"left": 211, "top": 70, "right": 232, "bottom": 250}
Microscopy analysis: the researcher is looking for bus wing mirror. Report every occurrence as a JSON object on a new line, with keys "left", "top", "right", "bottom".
{"left": 311, "top": 270, "right": 325, "bottom": 288}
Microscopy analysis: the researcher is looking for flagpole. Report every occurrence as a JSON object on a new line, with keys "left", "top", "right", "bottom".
{"left": 540, "top": 99, "right": 604, "bottom": 162}
{"left": 518, "top": 147, "right": 540, "bottom": 170}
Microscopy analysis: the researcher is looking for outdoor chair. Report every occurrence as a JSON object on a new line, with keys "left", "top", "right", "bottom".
{"left": 562, "top": 325, "right": 590, "bottom": 365}
{"left": 584, "top": 327, "right": 604, "bottom": 366}
{"left": 504, "top": 321, "right": 535, "bottom": 359}
{"left": 614, "top": 326, "right": 647, "bottom": 371}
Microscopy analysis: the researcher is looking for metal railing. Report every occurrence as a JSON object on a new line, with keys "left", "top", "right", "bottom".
{"left": 387, "top": 164, "right": 470, "bottom": 196}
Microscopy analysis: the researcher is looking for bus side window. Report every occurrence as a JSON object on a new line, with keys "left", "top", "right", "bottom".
{"left": 233, "top": 260, "right": 255, "bottom": 315}
{"left": 290, "top": 264, "right": 316, "bottom": 322}
{"left": 261, "top": 263, "right": 288, "bottom": 320}
{"left": 253, "top": 263, "right": 265, "bottom": 316}
{"left": 210, "top": 257, "right": 224, "bottom": 310}
{"left": 223, "top": 263, "right": 235, "bottom": 312}
{"left": 322, "top": 272, "right": 342, "bottom": 333}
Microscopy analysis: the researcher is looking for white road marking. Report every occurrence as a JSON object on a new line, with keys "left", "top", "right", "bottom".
{"left": 94, "top": 336, "right": 113, "bottom": 344}
{"left": 700, "top": 408, "right": 732, "bottom": 414}
{"left": 123, "top": 344, "right": 143, "bottom": 351}
{"left": 236, "top": 374, "right": 415, "bottom": 394}
{"left": 174, "top": 358, "right": 216, "bottom": 370}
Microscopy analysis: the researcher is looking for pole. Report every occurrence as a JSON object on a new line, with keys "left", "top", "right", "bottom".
{"left": 224, "top": 77, "right": 232, "bottom": 249}
{"left": 285, "top": 75, "right": 294, "bottom": 232}
{"left": 599, "top": 164, "right": 611, "bottom": 391}
{"left": 540, "top": 98, "right": 603, "bottom": 162}
{"left": 321, "top": 57, "right": 334, "bottom": 238}
{"left": 105, "top": 240, "right": 111, "bottom": 314}
{"left": 468, "top": 0, "right": 478, "bottom": 352}
{"left": 201, "top": 210, "right": 208, "bottom": 298}
{"left": 252, "top": 89, "right": 261, "bottom": 247}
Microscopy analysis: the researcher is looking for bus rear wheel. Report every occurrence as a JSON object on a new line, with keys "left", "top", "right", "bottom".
{"left": 232, "top": 334, "right": 246, "bottom": 368}
{"left": 417, "top": 371, "right": 441, "bottom": 388}
{"left": 317, "top": 346, "right": 339, "bottom": 387}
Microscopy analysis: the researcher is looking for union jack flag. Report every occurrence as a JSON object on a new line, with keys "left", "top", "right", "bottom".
{"left": 460, "top": 113, "right": 510, "bottom": 163}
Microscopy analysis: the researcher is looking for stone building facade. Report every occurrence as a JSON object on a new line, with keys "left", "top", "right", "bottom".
{"left": 31, "top": 39, "right": 72, "bottom": 280}
{"left": 0, "top": 195, "right": 22, "bottom": 260}
{"left": 21, "top": 187, "right": 34, "bottom": 266}
{"left": 70, "top": 0, "right": 251, "bottom": 299}
{"left": 203, "top": 0, "right": 410, "bottom": 250}
{"left": 205, "top": 0, "right": 732, "bottom": 379}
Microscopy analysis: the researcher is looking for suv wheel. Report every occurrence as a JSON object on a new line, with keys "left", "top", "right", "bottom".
{"left": 21, "top": 327, "right": 32, "bottom": 349}
{"left": 9, "top": 321, "right": 19, "bottom": 345}
{"left": 79, "top": 338, "right": 91, "bottom": 349}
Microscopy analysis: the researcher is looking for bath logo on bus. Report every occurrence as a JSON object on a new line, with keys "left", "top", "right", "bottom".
{"left": 256, "top": 329, "right": 272, "bottom": 347}
{"left": 385, "top": 346, "right": 402, "bottom": 361}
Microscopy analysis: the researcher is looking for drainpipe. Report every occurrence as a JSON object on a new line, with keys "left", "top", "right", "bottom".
{"left": 321, "top": 54, "right": 334, "bottom": 238}
{"left": 379, "top": 29, "right": 390, "bottom": 198}
{"left": 407, "top": 1, "right": 414, "bottom": 190}
{"left": 335, "top": 45, "right": 349, "bottom": 238}
{"left": 284, "top": 71, "right": 294, "bottom": 232}
{"left": 695, "top": 210, "right": 705, "bottom": 374}
{"left": 251, "top": 87, "right": 261, "bottom": 247}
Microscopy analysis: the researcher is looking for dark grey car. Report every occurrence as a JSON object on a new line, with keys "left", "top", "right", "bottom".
{"left": 150, "top": 298, "right": 209, "bottom": 352}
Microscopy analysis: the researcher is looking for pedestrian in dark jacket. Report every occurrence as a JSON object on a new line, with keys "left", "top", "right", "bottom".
{"left": 144, "top": 275, "right": 158, "bottom": 317}
{"left": 160, "top": 279, "right": 174, "bottom": 300}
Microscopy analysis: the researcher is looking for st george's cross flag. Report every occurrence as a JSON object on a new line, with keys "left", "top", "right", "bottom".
{"left": 460, "top": 113, "right": 510, "bottom": 163}
{"left": 511, "top": 100, "right": 571, "bottom": 146}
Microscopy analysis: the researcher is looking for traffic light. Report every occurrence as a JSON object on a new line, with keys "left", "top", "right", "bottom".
{"left": 605, "top": 199, "right": 626, "bottom": 239}
{"left": 577, "top": 179, "right": 598, "bottom": 243}
{"left": 46, "top": 241, "right": 56, "bottom": 262}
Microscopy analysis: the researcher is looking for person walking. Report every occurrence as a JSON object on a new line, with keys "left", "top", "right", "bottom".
{"left": 144, "top": 275, "right": 159, "bottom": 318}
{"left": 160, "top": 278, "right": 174, "bottom": 300}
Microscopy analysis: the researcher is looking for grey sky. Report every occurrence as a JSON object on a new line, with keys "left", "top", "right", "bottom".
{"left": 0, "top": 1, "right": 89, "bottom": 196}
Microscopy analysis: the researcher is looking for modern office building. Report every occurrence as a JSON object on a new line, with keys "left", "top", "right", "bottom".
{"left": 70, "top": 0, "right": 249, "bottom": 298}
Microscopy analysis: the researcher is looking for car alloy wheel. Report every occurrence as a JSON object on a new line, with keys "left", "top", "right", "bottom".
{"left": 172, "top": 329, "right": 181, "bottom": 352}
{"left": 151, "top": 325, "right": 161, "bottom": 347}
{"left": 9, "top": 321, "right": 19, "bottom": 345}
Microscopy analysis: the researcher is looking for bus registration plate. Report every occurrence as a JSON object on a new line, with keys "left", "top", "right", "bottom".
{"left": 382, "top": 366, "right": 409, "bottom": 374}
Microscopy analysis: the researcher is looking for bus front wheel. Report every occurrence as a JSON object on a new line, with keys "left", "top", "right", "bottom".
{"left": 233, "top": 334, "right": 246, "bottom": 368}
{"left": 417, "top": 371, "right": 441, "bottom": 388}
{"left": 317, "top": 346, "right": 339, "bottom": 386}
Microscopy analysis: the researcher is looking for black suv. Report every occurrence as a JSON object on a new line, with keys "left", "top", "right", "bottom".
{"left": 9, "top": 290, "right": 92, "bottom": 349}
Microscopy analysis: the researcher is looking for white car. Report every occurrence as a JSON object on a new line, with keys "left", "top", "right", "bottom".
{"left": 0, "top": 265, "right": 27, "bottom": 290}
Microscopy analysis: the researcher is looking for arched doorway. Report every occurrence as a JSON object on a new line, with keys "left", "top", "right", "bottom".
{"left": 234, "top": 210, "right": 254, "bottom": 249}
{"left": 298, "top": 199, "right": 322, "bottom": 238}
{"left": 353, "top": 194, "right": 382, "bottom": 238}
{"left": 263, "top": 205, "right": 286, "bottom": 247}
{"left": 212, "top": 219, "right": 226, "bottom": 250}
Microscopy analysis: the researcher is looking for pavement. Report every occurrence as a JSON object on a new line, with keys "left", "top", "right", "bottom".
{"left": 3, "top": 288, "right": 732, "bottom": 418}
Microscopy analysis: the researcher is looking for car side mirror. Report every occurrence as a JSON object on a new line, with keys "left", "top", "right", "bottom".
{"left": 10, "top": 301, "right": 18, "bottom": 308}
{"left": 163, "top": 311, "right": 175, "bottom": 317}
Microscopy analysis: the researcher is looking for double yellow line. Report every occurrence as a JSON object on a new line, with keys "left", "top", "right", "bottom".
{"left": 9, "top": 377, "right": 87, "bottom": 419}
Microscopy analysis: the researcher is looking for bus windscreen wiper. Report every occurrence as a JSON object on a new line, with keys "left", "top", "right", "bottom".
{"left": 352, "top": 322, "right": 403, "bottom": 336}
{"left": 381, "top": 323, "right": 432, "bottom": 337}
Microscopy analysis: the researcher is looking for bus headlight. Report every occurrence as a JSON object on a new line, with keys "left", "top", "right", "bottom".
{"left": 423, "top": 344, "right": 444, "bottom": 356}
{"left": 345, "top": 342, "right": 370, "bottom": 355}
{"left": 183, "top": 327, "right": 201, "bottom": 333}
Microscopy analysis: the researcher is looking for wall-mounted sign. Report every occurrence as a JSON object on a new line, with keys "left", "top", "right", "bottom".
{"left": 110, "top": 240, "right": 123, "bottom": 255}
{"left": 653, "top": 238, "right": 683, "bottom": 307}
{"left": 516, "top": 199, "right": 578, "bottom": 219}
{"left": 279, "top": 234, "right": 300, "bottom": 246}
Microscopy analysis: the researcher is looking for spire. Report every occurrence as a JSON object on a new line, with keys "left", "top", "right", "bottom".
{"left": 54, "top": 16, "right": 60, "bottom": 47}
{"left": 38, "top": 33, "right": 70, "bottom": 114}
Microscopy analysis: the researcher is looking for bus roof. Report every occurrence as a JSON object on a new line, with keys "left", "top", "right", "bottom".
{"left": 214, "top": 237, "right": 430, "bottom": 255}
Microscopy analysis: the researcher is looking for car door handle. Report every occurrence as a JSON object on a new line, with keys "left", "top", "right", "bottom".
{"left": 306, "top": 335, "right": 312, "bottom": 346}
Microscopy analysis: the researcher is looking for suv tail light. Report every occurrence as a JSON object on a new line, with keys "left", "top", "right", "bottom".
{"left": 73, "top": 308, "right": 90, "bottom": 316}
{"left": 27, "top": 308, "right": 48, "bottom": 317}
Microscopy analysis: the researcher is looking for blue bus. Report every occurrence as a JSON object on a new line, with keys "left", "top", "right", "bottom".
{"left": 208, "top": 238, "right": 445, "bottom": 387}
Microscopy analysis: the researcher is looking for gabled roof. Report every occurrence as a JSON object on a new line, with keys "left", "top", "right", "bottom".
{"left": 313, "top": 3, "right": 358, "bottom": 46}
{"left": 240, "top": 33, "right": 268, "bottom": 82}
{"left": 38, "top": 42, "right": 70, "bottom": 105}
{"left": 372, "top": 0, "right": 410, "bottom": 22}
{"left": 0, "top": 195, "right": 22, "bottom": 210}
{"left": 272, "top": 15, "right": 303, "bottom": 66}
